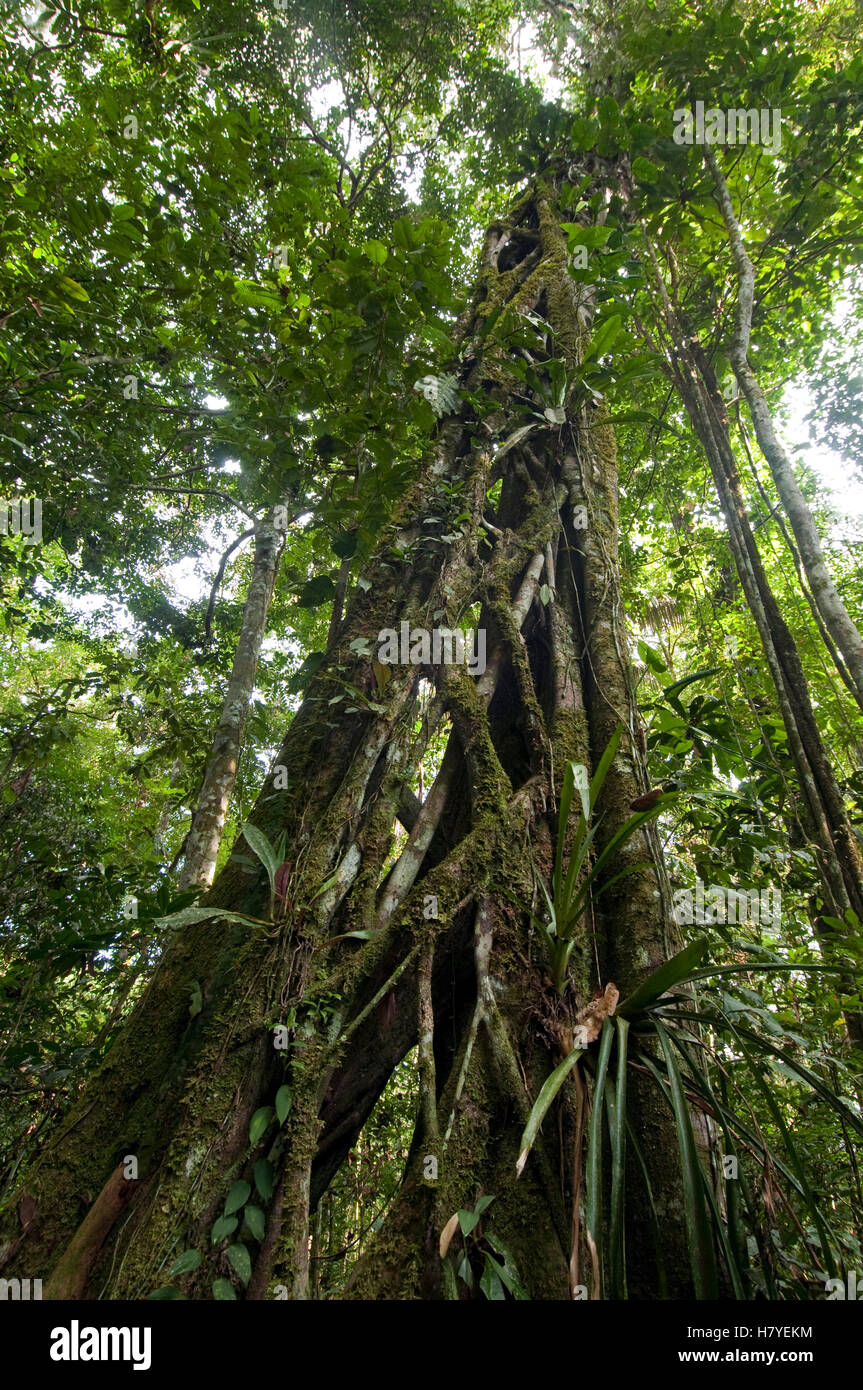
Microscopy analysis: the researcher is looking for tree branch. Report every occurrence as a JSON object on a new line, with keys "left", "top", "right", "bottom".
{"left": 203, "top": 526, "right": 256, "bottom": 642}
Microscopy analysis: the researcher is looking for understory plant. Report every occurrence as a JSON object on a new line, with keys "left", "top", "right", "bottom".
{"left": 519, "top": 734, "right": 863, "bottom": 1299}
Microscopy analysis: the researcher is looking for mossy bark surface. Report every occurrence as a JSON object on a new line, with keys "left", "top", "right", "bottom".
{"left": 1, "top": 167, "right": 694, "bottom": 1301}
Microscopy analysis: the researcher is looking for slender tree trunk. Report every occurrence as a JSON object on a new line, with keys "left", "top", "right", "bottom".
{"left": 179, "top": 510, "right": 285, "bottom": 890}
{"left": 642, "top": 237, "right": 863, "bottom": 1045}
{"left": 705, "top": 146, "right": 863, "bottom": 713}
{"left": 1, "top": 168, "right": 694, "bottom": 1300}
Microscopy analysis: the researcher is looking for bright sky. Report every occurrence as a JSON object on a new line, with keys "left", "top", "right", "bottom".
{"left": 783, "top": 384, "right": 863, "bottom": 535}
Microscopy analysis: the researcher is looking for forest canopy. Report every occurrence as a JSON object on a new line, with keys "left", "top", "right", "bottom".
{"left": 1, "top": 0, "right": 863, "bottom": 1317}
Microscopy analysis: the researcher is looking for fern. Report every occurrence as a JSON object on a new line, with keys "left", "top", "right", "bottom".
{"left": 413, "top": 372, "right": 460, "bottom": 418}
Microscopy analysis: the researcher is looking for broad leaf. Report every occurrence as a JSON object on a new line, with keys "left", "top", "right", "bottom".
{"left": 224, "top": 1181, "right": 251, "bottom": 1217}
{"left": 168, "top": 1248, "right": 202, "bottom": 1278}
{"left": 617, "top": 938, "right": 709, "bottom": 1017}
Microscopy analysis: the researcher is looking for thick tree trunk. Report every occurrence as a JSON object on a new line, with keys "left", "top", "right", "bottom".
{"left": 179, "top": 510, "right": 285, "bottom": 890}
{"left": 0, "top": 170, "right": 694, "bottom": 1300}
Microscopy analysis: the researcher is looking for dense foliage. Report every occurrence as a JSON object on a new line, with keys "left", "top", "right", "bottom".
{"left": 1, "top": 0, "right": 862, "bottom": 1301}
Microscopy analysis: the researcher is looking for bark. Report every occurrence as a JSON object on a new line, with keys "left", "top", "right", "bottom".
{"left": 2, "top": 169, "right": 695, "bottom": 1301}
{"left": 704, "top": 146, "right": 863, "bottom": 713}
{"left": 42, "top": 1164, "right": 138, "bottom": 1300}
{"left": 179, "top": 510, "right": 285, "bottom": 890}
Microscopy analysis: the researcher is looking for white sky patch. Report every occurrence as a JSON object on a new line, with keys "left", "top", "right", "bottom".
{"left": 508, "top": 19, "right": 565, "bottom": 102}
{"left": 33, "top": 579, "right": 139, "bottom": 640}
{"left": 780, "top": 383, "right": 863, "bottom": 535}
{"left": 308, "top": 76, "right": 377, "bottom": 171}
{"left": 398, "top": 153, "right": 424, "bottom": 205}
{"left": 309, "top": 79, "right": 346, "bottom": 120}
{"left": 157, "top": 554, "right": 211, "bottom": 604}
{"left": 156, "top": 514, "right": 250, "bottom": 605}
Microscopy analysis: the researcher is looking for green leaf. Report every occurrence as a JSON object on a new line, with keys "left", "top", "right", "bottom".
{"left": 240, "top": 823, "right": 280, "bottom": 892}
{"left": 441, "top": 1253, "right": 460, "bottom": 1299}
{"left": 457, "top": 1208, "right": 482, "bottom": 1236}
{"left": 254, "top": 1159, "right": 274, "bottom": 1202}
{"left": 496, "top": 422, "right": 537, "bottom": 458}
{"left": 553, "top": 759, "right": 578, "bottom": 906}
{"left": 654, "top": 1026, "right": 718, "bottom": 1299}
{"left": 631, "top": 156, "right": 661, "bottom": 182}
{"left": 211, "top": 1214, "right": 239, "bottom": 1243}
{"left": 297, "top": 574, "right": 336, "bottom": 608}
{"left": 148, "top": 1286, "right": 185, "bottom": 1299}
{"left": 719, "top": 1020, "right": 841, "bottom": 1273}
{"left": 617, "top": 938, "right": 709, "bottom": 1017}
{"left": 586, "top": 725, "right": 622, "bottom": 820}
{"left": 583, "top": 314, "right": 622, "bottom": 363}
{"left": 212, "top": 1278, "right": 237, "bottom": 1301}
{"left": 224, "top": 1180, "right": 251, "bottom": 1216}
{"left": 168, "top": 1248, "right": 202, "bottom": 1277}
{"left": 275, "top": 1085, "right": 293, "bottom": 1124}
{"left": 309, "top": 869, "right": 341, "bottom": 902}
{"left": 244, "top": 1204, "right": 266, "bottom": 1243}
{"left": 154, "top": 905, "right": 272, "bottom": 930}
{"left": 569, "top": 115, "right": 599, "bottom": 149}
{"left": 661, "top": 668, "right": 723, "bottom": 702}
{"left": 227, "top": 1242, "right": 252, "bottom": 1285}
{"left": 572, "top": 224, "right": 612, "bottom": 252}
{"left": 670, "top": 1004, "right": 863, "bottom": 1149}
{"left": 249, "top": 1105, "right": 274, "bottom": 1146}
{"left": 584, "top": 1018, "right": 615, "bottom": 1297}
{"left": 332, "top": 530, "right": 357, "bottom": 559}
{"left": 456, "top": 1252, "right": 474, "bottom": 1289}
{"left": 571, "top": 804, "right": 667, "bottom": 926}
{"left": 58, "top": 275, "right": 90, "bottom": 301}
{"left": 483, "top": 1233, "right": 529, "bottom": 1299}
{"left": 668, "top": 1040, "right": 747, "bottom": 1300}
{"left": 480, "top": 1254, "right": 506, "bottom": 1299}
{"left": 362, "top": 238, "right": 387, "bottom": 265}
{"left": 606, "top": 1017, "right": 629, "bottom": 1299}
{"left": 637, "top": 638, "right": 667, "bottom": 674}
{"left": 559, "top": 819, "right": 603, "bottom": 933}
{"left": 698, "top": 1161, "right": 748, "bottom": 1300}
{"left": 516, "top": 1046, "right": 584, "bottom": 1176}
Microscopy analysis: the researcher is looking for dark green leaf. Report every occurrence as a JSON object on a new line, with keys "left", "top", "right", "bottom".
{"left": 168, "top": 1248, "right": 202, "bottom": 1278}
{"left": 227, "top": 1242, "right": 252, "bottom": 1285}
{"left": 224, "top": 1181, "right": 251, "bottom": 1217}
